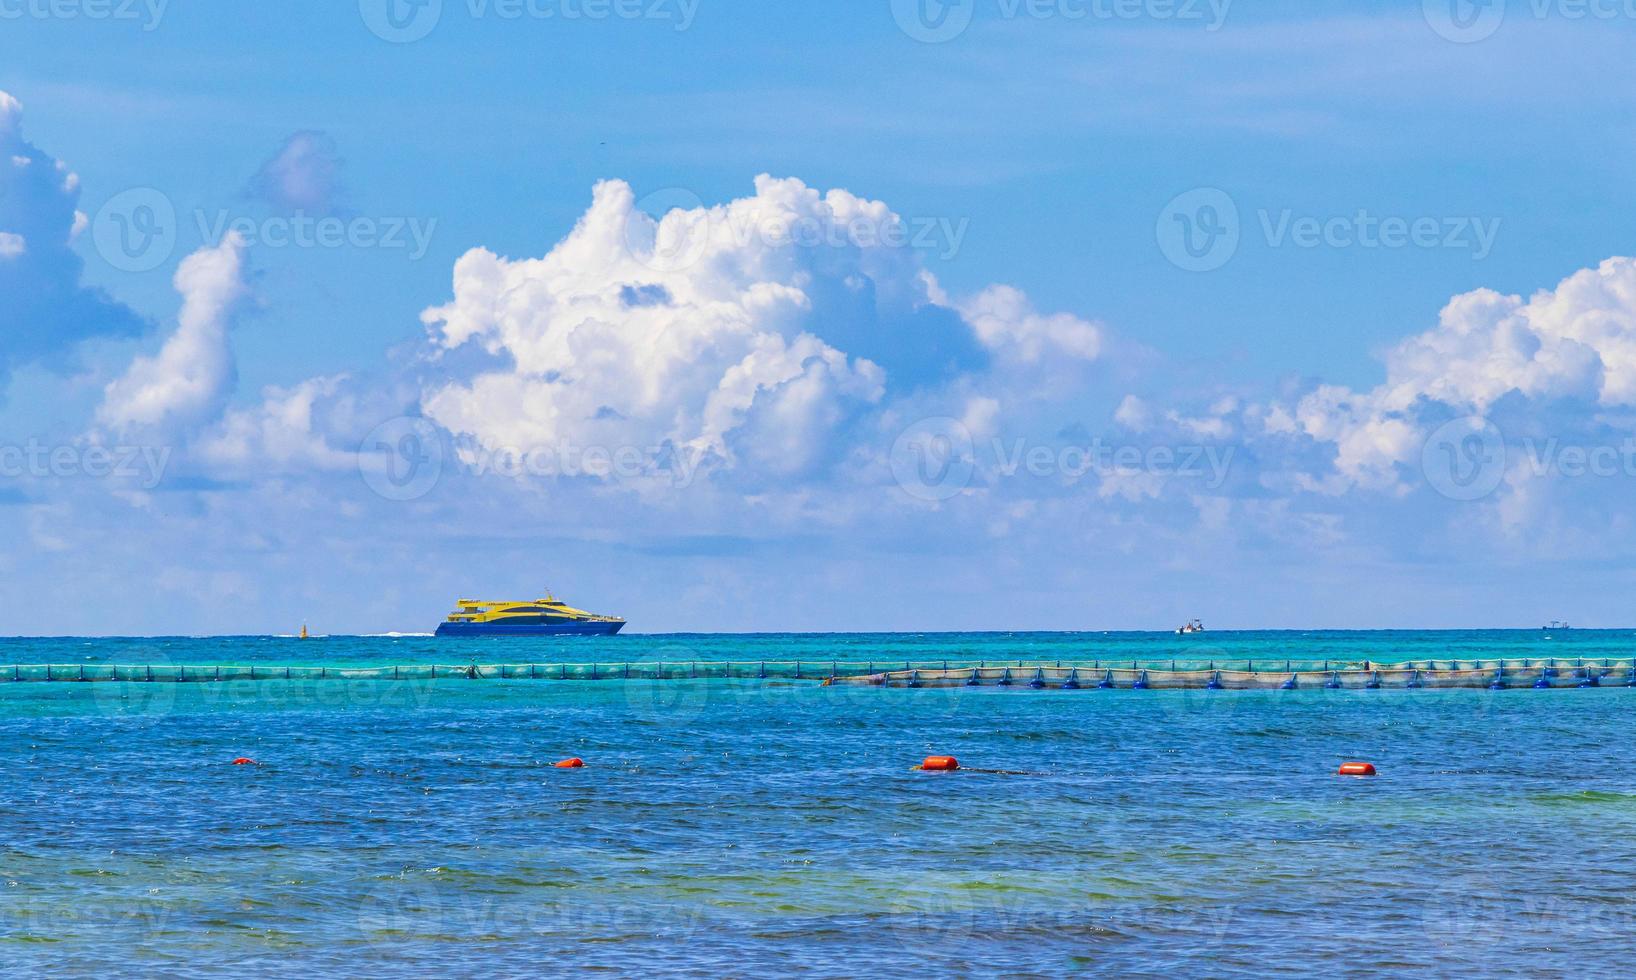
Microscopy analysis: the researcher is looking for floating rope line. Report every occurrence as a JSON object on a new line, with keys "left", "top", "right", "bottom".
{"left": 0, "top": 658, "right": 1632, "bottom": 689}
{"left": 833, "top": 660, "right": 1636, "bottom": 690}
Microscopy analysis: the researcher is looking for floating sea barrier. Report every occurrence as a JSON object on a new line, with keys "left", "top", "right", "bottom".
{"left": 1, "top": 658, "right": 1634, "bottom": 689}
{"left": 832, "top": 660, "right": 1636, "bottom": 690}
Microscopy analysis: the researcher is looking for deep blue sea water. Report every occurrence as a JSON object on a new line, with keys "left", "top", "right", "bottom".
{"left": 4, "top": 630, "right": 1636, "bottom": 977}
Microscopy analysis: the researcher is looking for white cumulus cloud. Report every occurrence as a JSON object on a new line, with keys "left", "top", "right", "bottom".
{"left": 960, "top": 284, "right": 1103, "bottom": 365}
{"left": 99, "top": 233, "right": 249, "bottom": 437}
{"left": 196, "top": 375, "right": 359, "bottom": 472}
{"left": 1272, "top": 256, "right": 1636, "bottom": 492}
{"left": 418, "top": 176, "right": 1009, "bottom": 479}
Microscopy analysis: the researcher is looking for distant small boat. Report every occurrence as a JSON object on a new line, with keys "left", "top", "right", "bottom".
{"left": 1176, "top": 618, "right": 1204, "bottom": 635}
{"left": 1543, "top": 620, "right": 1571, "bottom": 631}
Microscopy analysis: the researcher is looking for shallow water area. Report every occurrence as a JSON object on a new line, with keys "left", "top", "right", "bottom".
{"left": 3, "top": 631, "right": 1635, "bottom": 977}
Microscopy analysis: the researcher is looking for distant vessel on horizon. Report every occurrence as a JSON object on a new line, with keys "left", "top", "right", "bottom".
{"left": 434, "top": 591, "right": 625, "bottom": 637}
{"left": 1543, "top": 620, "right": 1572, "bottom": 631}
{"left": 1176, "top": 618, "right": 1205, "bottom": 635}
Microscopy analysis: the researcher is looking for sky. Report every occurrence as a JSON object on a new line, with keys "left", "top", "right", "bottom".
{"left": 3, "top": 0, "right": 1636, "bottom": 634}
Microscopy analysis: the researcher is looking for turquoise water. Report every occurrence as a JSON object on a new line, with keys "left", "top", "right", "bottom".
{"left": 4, "top": 631, "right": 1636, "bottom": 977}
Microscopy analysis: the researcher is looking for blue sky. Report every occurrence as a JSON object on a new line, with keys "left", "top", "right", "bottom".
{"left": 3, "top": 0, "right": 1636, "bottom": 634}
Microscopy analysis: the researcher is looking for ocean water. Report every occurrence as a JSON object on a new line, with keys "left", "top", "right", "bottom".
{"left": 4, "top": 630, "right": 1636, "bottom": 977}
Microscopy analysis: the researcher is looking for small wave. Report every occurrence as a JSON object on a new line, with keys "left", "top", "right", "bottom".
{"left": 363, "top": 632, "right": 435, "bottom": 638}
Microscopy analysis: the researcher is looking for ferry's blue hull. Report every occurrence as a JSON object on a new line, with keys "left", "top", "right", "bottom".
{"left": 435, "top": 620, "right": 625, "bottom": 637}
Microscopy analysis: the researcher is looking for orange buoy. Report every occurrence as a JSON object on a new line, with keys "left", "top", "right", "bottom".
{"left": 919, "top": 755, "right": 960, "bottom": 772}
{"left": 232, "top": 757, "right": 257, "bottom": 766}
{"left": 1337, "top": 761, "right": 1377, "bottom": 776}
{"left": 554, "top": 757, "right": 585, "bottom": 769}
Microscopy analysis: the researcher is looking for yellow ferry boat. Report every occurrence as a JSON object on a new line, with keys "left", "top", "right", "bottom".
{"left": 435, "top": 592, "right": 625, "bottom": 637}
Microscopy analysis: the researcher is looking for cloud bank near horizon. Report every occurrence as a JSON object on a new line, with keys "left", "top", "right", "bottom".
{"left": 7, "top": 86, "right": 1636, "bottom": 630}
